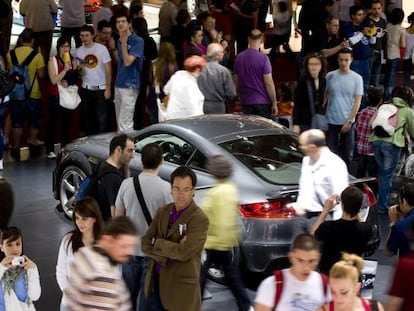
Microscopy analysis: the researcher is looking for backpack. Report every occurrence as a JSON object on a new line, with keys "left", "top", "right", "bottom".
{"left": 371, "top": 103, "right": 399, "bottom": 137}
{"left": 8, "top": 49, "right": 38, "bottom": 101}
{"left": 74, "top": 162, "right": 115, "bottom": 206}
{"left": 273, "top": 270, "right": 329, "bottom": 309}
{"left": 0, "top": 63, "right": 15, "bottom": 99}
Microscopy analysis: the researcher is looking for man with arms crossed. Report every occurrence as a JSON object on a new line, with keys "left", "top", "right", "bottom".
{"left": 142, "top": 166, "right": 209, "bottom": 311}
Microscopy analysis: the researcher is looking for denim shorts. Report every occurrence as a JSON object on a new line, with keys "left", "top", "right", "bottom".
{"left": 11, "top": 98, "right": 42, "bottom": 129}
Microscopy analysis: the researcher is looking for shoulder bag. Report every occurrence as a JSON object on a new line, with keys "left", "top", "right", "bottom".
{"left": 52, "top": 56, "right": 81, "bottom": 110}
{"left": 0, "top": 63, "right": 14, "bottom": 100}
{"left": 307, "top": 80, "right": 328, "bottom": 131}
{"left": 133, "top": 175, "right": 152, "bottom": 226}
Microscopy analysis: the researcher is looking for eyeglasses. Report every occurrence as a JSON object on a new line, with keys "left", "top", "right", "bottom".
{"left": 172, "top": 187, "right": 194, "bottom": 193}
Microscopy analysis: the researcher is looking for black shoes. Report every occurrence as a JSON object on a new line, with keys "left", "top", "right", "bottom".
{"left": 10, "top": 148, "right": 20, "bottom": 161}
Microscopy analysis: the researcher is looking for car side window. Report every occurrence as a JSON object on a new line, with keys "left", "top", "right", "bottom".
{"left": 187, "top": 150, "right": 207, "bottom": 171}
{"left": 135, "top": 133, "right": 197, "bottom": 166}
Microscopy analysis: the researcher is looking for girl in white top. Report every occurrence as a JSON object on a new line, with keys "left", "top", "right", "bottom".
{"left": 403, "top": 12, "right": 414, "bottom": 86}
{"left": 56, "top": 197, "right": 104, "bottom": 310}
{"left": 0, "top": 226, "right": 41, "bottom": 310}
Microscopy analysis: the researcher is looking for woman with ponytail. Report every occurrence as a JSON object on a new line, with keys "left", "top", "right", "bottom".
{"left": 317, "top": 253, "right": 384, "bottom": 311}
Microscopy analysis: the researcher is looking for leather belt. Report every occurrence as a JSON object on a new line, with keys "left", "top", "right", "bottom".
{"left": 82, "top": 85, "right": 106, "bottom": 91}
{"left": 305, "top": 210, "right": 333, "bottom": 219}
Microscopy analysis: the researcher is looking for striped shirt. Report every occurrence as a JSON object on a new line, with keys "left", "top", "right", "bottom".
{"left": 64, "top": 246, "right": 131, "bottom": 311}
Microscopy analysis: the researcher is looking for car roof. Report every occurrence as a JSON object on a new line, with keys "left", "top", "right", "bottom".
{"left": 143, "top": 115, "right": 288, "bottom": 142}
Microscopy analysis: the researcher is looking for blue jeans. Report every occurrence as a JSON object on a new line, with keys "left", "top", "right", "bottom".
{"left": 0, "top": 100, "right": 10, "bottom": 160}
{"left": 122, "top": 256, "right": 152, "bottom": 311}
{"left": 373, "top": 140, "right": 402, "bottom": 212}
{"left": 326, "top": 123, "right": 355, "bottom": 169}
{"left": 403, "top": 59, "right": 413, "bottom": 87}
{"left": 351, "top": 59, "right": 370, "bottom": 109}
{"left": 384, "top": 58, "right": 400, "bottom": 101}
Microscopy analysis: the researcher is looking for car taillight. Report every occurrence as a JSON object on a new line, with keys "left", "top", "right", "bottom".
{"left": 363, "top": 184, "right": 377, "bottom": 207}
{"left": 239, "top": 201, "right": 297, "bottom": 219}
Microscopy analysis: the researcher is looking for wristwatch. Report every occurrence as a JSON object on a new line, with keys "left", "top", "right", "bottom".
{"left": 347, "top": 120, "right": 352, "bottom": 125}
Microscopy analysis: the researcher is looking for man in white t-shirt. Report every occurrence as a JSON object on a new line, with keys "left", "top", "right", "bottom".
{"left": 255, "top": 234, "right": 330, "bottom": 311}
{"left": 115, "top": 143, "right": 172, "bottom": 311}
{"left": 76, "top": 24, "right": 112, "bottom": 135}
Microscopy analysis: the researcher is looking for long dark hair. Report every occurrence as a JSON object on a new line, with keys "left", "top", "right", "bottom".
{"left": 303, "top": 52, "right": 327, "bottom": 81}
{"left": 67, "top": 197, "right": 104, "bottom": 253}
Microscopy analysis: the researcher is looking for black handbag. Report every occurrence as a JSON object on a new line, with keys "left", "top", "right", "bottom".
{"left": 0, "top": 63, "right": 15, "bottom": 100}
{"left": 306, "top": 80, "right": 328, "bottom": 131}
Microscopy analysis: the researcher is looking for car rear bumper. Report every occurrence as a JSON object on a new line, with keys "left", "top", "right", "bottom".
{"left": 240, "top": 217, "right": 296, "bottom": 272}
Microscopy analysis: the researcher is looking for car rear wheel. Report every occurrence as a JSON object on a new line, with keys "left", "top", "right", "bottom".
{"left": 59, "top": 165, "right": 87, "bottom": 218}
{"left": 404, "top": 154, "right": 414, "bottom": 179}
{"left": 202, "top": 248, "right": 241, "bottom": 286}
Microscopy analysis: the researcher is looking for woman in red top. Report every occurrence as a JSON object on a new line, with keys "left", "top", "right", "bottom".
{"left": 317, "top": 253, "right": 384, "bottom": 311}
{"left": 46, "top": 37, "right": 78, "bottom": 159}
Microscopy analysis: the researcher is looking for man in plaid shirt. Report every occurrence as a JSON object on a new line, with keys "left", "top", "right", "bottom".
{"left": 355, "top": 86, "right": 382, "bottom": 177}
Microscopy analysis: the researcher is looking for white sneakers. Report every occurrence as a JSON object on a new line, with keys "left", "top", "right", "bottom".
{"left": 47, "top": 152, "right": 57, "bottom": 159}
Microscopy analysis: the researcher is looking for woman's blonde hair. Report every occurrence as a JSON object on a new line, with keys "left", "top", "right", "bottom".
{"left": 153, "top": 42, "right": 177, "bottom": 86}
{"left": 329, "top": 253, "right": 364, "bottom": 284}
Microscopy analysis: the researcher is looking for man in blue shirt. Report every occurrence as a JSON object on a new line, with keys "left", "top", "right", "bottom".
{"left": 114, "top": 13, "right": 144, "bottom": 132}
{"left": 386, "top": 182, "right": 414, "bottom": 257}
{"left": 343, "top": 5, "right": 373, "bottom": 109}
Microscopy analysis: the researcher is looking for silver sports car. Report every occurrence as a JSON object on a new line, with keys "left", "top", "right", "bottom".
{"left": 53, "top": 115, "right": 379, "bottom": 282}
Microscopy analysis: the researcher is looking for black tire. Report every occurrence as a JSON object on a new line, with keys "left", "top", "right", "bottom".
{"left": 58, "top": 165, "right": 87, "bottom": 218}
{"left": 202, "top": 247, "right": 241, "bottom": 286}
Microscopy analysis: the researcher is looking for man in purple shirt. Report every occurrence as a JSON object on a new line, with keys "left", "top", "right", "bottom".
{"left": 142, "top": 166, "right": 209, "bottom": 311}
{"left": 234, "top": 29, "right": 278, "bottom": 119}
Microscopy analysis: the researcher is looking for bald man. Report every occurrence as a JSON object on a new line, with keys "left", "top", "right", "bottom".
{"left": 294, "top": 129, "right": 349, "bottom": 235}
{"left": 197, "top": 43, "right": 236, "bottom": 114}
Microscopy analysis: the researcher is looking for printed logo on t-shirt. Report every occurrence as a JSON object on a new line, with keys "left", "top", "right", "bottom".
{"left": 289, "top": 293, "right": 322, "bottom": 311}
{"left": 83, "top": 54, "right": 99, "bottom": 69}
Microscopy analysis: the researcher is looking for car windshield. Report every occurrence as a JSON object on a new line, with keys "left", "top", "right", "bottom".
{"left": 219, "top": 134, "right": 303, "bottom": 185}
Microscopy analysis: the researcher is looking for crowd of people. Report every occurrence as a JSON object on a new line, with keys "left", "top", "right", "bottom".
{"left": 1, "top": 0, "right": 414, "bottom": 310}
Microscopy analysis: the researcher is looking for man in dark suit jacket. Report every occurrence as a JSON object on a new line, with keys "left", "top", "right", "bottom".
{"left": 142, "top": 166, "right": 209, "bottom": 311}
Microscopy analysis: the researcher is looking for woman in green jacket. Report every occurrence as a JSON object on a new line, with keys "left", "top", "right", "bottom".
{"left": 371, "top": 86, "right": 414, "bottom": 213}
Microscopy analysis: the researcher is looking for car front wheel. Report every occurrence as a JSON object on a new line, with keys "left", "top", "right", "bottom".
{"left": 59, "top": 165, "right": 87, "bottom": 218}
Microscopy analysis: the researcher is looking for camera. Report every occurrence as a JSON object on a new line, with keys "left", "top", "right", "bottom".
{"left": 11, "top": 256, "right": 25, "bottom": 266}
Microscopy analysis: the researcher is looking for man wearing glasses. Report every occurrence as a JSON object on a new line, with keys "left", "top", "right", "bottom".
{"left": 386, "top": 182, "right": 414, "bottom": 258}
{"left": 142, "top": 166, "right": 209, "bottom": 311}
